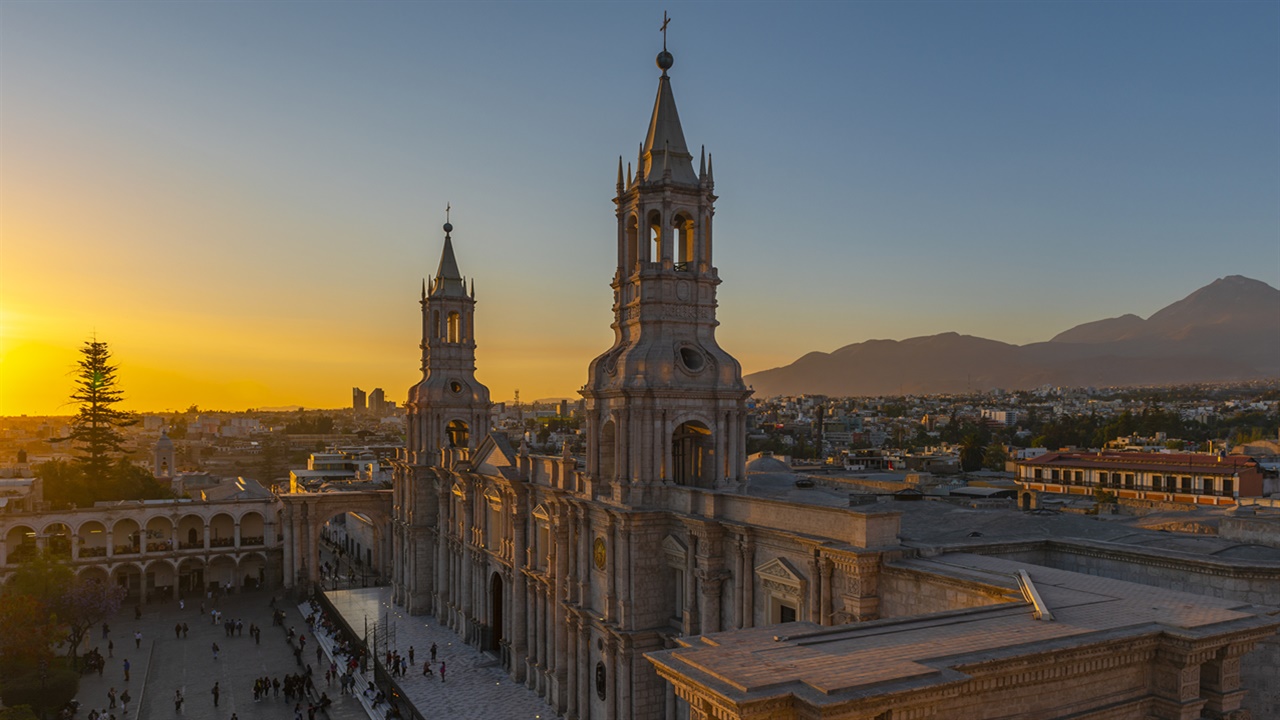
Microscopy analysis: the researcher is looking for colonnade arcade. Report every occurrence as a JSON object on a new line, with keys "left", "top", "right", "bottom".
{"left": 0, "top": 504, "right": 280, "bottom": 601}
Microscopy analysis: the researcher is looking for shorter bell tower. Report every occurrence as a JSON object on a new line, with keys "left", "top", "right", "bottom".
{"left": 405, "top": 217, "right": 491, "bottom": 465}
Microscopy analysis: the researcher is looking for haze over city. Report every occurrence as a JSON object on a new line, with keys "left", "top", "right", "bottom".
{"left": 2, "top": 2, "right": 1277, "bottom": 416}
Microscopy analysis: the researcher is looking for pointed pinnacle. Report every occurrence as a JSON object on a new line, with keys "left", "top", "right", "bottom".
{"left": 627, "top": 162, "right": 632, "bottom": 187}
{"left": 699, "top": 145, "right": 706, "bottom": 177}
{"left": 707, "top": 152, "right": 714, "bottom": 183}
{"left": 616, "top": 156, "right": 624, "bottom": 190}
{"left": 421, "top": 278, "right": 427, "bottom": 299}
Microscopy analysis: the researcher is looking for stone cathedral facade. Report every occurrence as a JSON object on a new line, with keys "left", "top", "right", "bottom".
{"left": 389, "top": 45, "right": 895, "bottom": 719}
{"left": 389, "top": 41, "right": 1280, "bottom": 720}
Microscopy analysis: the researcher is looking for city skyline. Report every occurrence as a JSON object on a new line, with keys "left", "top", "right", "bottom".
{"left": 2, "top": 2, "right": 1277, "bottom": 416}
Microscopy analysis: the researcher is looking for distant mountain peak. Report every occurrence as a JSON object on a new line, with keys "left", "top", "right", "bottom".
{"left": 744, "top": 276, "right": 1279, "bottom": 397}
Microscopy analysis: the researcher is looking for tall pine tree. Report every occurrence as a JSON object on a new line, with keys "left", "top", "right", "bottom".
{"left": 63, "top": 339, "right": 137, "bottom": 486}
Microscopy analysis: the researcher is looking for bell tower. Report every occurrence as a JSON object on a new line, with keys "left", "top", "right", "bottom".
{"left": 582, "top": 41, "right": 750, "bottom": 497}
{"left": 406, "top": 216, "right": 491, "bottom": 464}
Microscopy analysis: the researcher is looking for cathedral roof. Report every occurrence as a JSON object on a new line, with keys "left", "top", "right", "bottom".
{"left": 641, "top": 58, "right": 699, "bottom": 186}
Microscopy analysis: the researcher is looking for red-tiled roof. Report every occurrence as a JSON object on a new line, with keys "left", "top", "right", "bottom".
{"left": 1019, "top": 451, "right": 1257, "bottom": 476}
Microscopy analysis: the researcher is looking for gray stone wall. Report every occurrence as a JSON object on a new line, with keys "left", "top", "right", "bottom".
{"left": 878, "top": 565, "right": 1014, "bottom": 617}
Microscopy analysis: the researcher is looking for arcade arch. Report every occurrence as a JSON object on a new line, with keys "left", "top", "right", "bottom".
{"left": 178, "top": 515, "right": 205, "bottom": 549}
{"left": 209, "top": 513, "right": 235, "bottom": 548}
{"left": 111, "top": 518, "right": 141, "bottom": 556}
{"left": 672, "top": 420, "right": 714, "bottom": 487}
{"left": 78, "top": 520, "right": 108, "bottom": 558}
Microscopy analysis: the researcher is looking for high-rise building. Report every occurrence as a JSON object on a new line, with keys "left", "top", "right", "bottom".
{"left": 369, "top": 388, "right": 387, "bottom": 416}
{"left": 353, "top": 387, "right": 367, "bottom": 413}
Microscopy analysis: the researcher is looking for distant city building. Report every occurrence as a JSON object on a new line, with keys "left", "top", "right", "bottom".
{"left": 1016, "top": 451, "right": 1269, "bottom": 507}
{"left": 153, "top": 430, "right": 175, "bottom": 479}
{"left": 980, "top": 409, "right": 1018, "bottom": 427}
{"left": 369, "top": 388, "right": 387, "bottom": 415}
{"left": 353, "top": 387, "right": 367, "bottom": 413}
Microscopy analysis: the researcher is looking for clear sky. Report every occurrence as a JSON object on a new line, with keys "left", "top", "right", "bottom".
{"left": 2, "top": 1, "right": 1277, "bottom": 416}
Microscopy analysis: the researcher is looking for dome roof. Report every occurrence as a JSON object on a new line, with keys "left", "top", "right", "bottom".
{"left": 745, "top": 454, "right": 792, "bottom": 475}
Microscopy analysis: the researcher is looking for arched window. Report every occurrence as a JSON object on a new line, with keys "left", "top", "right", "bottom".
{"left": 674, "top": 213, "right": 695, "bottom": 270}
{"left": 672, "top": 421, "right": 713, "bottom": 487}
{"left": 648, "top": 211, "right": 664, "bottom": 263}
{"left": 447, "top": 312, "right": 461, "bottom": 343}
{"left": 625, "top": 216, "right": 639, "bottom": 271}
{"left": 447, "top": 419, "right": 470, "bottom": 448}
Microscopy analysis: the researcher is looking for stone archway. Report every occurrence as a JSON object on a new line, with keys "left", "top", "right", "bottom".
{"left": 279, "top": 489, "right": 392, "bottom": 589}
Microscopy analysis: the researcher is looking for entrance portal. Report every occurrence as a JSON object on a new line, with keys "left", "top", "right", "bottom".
{"left": 487, "top": 572, "right": 504, "bottom": 652}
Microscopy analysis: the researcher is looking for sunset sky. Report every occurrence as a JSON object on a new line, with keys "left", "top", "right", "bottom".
{"left": 2, "top": 2, "right": 1277, "bottom": 416}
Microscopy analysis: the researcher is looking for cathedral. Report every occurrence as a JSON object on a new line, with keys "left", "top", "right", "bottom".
{"left": 389, "top": 39, "right": 1279, "bottom": 720}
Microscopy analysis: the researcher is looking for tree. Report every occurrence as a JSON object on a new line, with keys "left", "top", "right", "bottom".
{"left": 54, "top": 578, "right": 125, "bottom": 664}
{"left": 9, "top": 549, "right": 73, "bottom": 607}
{"left": 59, "top": 339, "right": 137, "bottom": 488}
{"left": 982, "top": 442, "right": 1008, "bottom": 471}
{"left": 0, "top": 593, "right": 55, "bottom": 674}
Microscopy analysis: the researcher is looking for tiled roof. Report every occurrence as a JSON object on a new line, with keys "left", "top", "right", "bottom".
{"left": 1020, "top": 451, "right": 1257, "bottom": 476}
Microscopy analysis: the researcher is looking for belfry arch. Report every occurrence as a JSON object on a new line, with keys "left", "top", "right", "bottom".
{"left": 672, "top": 420, "right": 714, "bottom": 487}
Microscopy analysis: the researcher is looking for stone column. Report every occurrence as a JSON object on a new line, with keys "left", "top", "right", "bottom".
{"left": 435, "top": 485, "right": 449, "bottom": 620}
{"left": 699, "top": 576, "right": 722, "bottom": 634}
{"left": 233, "top": 521, "right": 241, "bottom": 550}
{"left": 618, "top": 636, "right": 632, "bottom": 720}
{"left": 808, "top": 556, "right": 821, "bottom": 622}
{"left": 820, "top": 558, "right": 834, "bottom": 626}
{"left": 554, "top": 513, "right": 570, "bottom": 710}
{"left": 605, "top": 514, "right": 617, "bottom": 623}
{"left": 1199, "top": 644, "right": 1247, "bottom": 718}
{"left": 741, "top": 539, "right": 755, "bottom": 628}
{"left": 683, "top": 534, "right": 698, "bottom": 635}
{"left": 577, "top": 624, "right": 591, "bottom": 716}
{"left": 281, "top": 507, "right": 294, "bottom": 586}
{"left": 617, "top": 515, "right": 631, "bottom": 628}
{"left": 525, "top": 581, "right": 537, "bottom": 689}
{"left": 459, "top": 490, "right": 473, "bottom": 634}
{"left": 565, "top": 613, "right": 579, "bottom": 720}
{"left": 512, "top": 498, "right": 528, "bottom": 683}
{"left": 1150, "top": 646, "right": 1208, "bottom": 720}
{"left": 203, "top": 521, "right": 211, "bottom": 551}
{"left": 604, "top": 635, "right": 618, "bottom": 720}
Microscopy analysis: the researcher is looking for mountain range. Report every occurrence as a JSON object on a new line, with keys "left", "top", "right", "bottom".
{"left": 742, "top": 275, "right": 1280, "bottom": 397}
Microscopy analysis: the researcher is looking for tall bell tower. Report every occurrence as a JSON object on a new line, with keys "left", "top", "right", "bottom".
{"left": 406, "top": 216, "right": 491, "bottom": 462}
{"left": 582, "top": 40, "right": 750, "bottom": 498}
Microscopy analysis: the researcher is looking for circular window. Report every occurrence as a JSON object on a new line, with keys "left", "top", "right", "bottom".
{"left": 679, "top": 346, "right": 704, "bottom": 372}
{"left": 449, "top": 380, "right": 463, "bottom": 394}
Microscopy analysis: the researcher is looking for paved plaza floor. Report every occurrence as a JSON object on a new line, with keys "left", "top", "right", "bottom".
{"left": 71, "top": 591, "right": 371, "bottom": 720}
{"left": 320, "top": 588, "right": 559, "bottom": 720}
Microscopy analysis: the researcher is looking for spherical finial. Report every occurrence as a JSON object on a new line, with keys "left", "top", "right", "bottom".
{"left": 656, "top": 50, "right": 673, "bottom": 72}
{"left": 443, "top": 222, "right": 453, "bottom": 234}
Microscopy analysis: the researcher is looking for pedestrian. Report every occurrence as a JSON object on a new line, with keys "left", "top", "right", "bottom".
{"left": 123, "top": 659, "right": 130, "bottom": 682}
{"left": 199, "top": 601, "right": 204, "bottom": 616}
{"left": 212, "top": 642, "right": 220, "bottom": 660}
{"left": 422, "top": 661, "right": 432, "bottom": 679}
{"left": 134, "top": 631, "right": 141, "bottom": 649}
{"left": 211, "top": 682, "right": 220, "bottom": 707}
{"left": 174, "top": 623, "right": 181, "bottom": 639}
{"left": 179, "top": 599, "right": 185, "bottom": 611}
{"left": 430, "top": 642, "right": 437, "bottom": 661}
{"left": 408, "top": 646, "right": 414, "bottom": 665}
{"left": 120, "top": 690, "right": 131, "bottom": 715}
{"left": 108, "top": 688, "right": 117, "bottom": 709}
{"left": 174, "top": 689, "right": 183, "bottom": 713}
{"left": 315, "top": 645, "right": 322, "bottom": 665}
{"left": 230, "top": 715, "right": 238, "bottom": 720}
{"left": 439, "top": 661, "right": 446, "bottom": 683}
{"left": 102, "top": 622, "right": 110, "bottom": 640}
{"left": 108, "top": 640, "right": 114, "bottom": 657}
{"left": 181, "top": 622, "right": 189, "bottom": 638}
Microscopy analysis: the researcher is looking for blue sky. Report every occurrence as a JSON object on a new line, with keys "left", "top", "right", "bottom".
{"left": 2, "top": 1, "right": 1277, "bottom": 413}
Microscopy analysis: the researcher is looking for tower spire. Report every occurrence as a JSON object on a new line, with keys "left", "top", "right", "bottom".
{"left": 433, "top": 208, "right": 466, "bottom": 296}
{"left": 643, "top": 22, "right": 697, "bottom": 186}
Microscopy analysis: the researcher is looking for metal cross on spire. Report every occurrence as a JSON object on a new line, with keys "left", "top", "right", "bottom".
{"left": 661, "top": 11, "right": 670, "bottom": 51}
{"left": 446, "top": 203, "right": 451, "bottom": 223}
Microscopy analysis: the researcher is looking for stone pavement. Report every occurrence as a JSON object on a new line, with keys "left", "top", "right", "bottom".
{"left": 71, "top": 591, "right": 371, "bottom": 720}
{"left": 319, "top": 588, "right": 559, "bottom": 720}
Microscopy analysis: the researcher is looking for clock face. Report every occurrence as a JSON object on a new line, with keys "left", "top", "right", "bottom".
{"left": 593, "top": 537, "right": 607, "bottom": 570}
